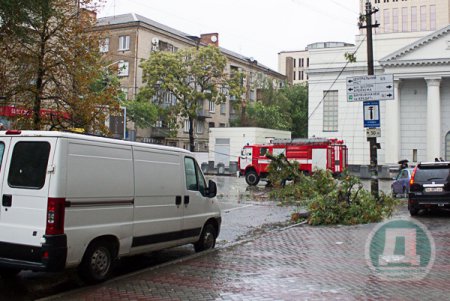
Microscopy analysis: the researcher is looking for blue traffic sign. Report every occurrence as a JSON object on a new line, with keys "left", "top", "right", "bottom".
{"left": 363, "top": 100, "right": 380, "bottom": 128}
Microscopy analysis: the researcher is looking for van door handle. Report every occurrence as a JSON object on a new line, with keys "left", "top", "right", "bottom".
{"left": 184, "top": 196, "right": 190, "bottom": 205}
{"left": 2, "top": 194, "right": 12, "bottom": 207}
{"left": 175, "top": 196, "right": 182, "bottom": 206}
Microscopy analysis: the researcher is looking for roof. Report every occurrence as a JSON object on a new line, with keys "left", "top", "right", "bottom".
{"left": 96, "top": 13, "right": 284, "bottom": 78}
{"left": 97, "top": 13, "right": 191, "bottom": 42}
{"left": 380, "top": 25, "right": 450, "bottom": 66}
{"left": 1, "top": 130, "right": 191, "bottom": 154}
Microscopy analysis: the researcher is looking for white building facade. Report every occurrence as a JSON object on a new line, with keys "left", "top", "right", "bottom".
{"left": 307, "top": 0, "right": 450, "bottom": 167}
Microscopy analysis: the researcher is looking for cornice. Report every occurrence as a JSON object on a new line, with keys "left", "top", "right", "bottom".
{"left": 380, "top": 25, "right": 450, "bottom": 64}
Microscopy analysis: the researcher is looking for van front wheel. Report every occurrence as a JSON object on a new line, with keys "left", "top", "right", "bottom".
{"left": 194, "top": 224, "right": 217, "bottom": 252}
{"left": 79, "top": 241, "right": 115, "bottom": 284}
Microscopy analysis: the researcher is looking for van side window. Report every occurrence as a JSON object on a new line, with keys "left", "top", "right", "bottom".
{"left": 0, "top": 143, "right": 4, "bottom": 169}
{"left": 184, "top": 157, "right": 206, "bottom": 195}
{"left": 8, "top": 142, "right": 50, "bottom": 189}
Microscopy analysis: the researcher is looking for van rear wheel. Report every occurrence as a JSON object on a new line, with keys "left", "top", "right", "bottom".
{"left": 194, "top": 224, "right": 217, "bottom": 252}
{"left": 79, "top": 240, "right": 115, "bottom": 284}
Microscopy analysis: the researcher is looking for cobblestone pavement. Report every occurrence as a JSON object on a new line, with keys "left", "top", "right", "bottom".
{"left": 42, "top": 204, "right": 450, "bottom": 301}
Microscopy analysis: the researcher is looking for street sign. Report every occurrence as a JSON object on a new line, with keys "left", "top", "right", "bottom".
{"left": 363, "top": 100, "right": 380, "bottom": 128}
{"left": 366, "top": 128, "right": 381, "bottom": 138}
{"left": 347, "top": 74, "right": 394, "bottom": 102}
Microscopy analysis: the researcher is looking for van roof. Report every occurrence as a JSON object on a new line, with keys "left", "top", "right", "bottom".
{"left": 1, "top": 130, "right": 192, "bottom": 155}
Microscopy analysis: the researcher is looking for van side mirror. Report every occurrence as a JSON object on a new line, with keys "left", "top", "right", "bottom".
{"left": 207, "top": 180, "right": 217, "bottom": 198}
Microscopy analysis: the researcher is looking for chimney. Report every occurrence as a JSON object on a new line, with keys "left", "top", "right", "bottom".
{"left": 200, "top": 33, "right": 219, "bottom": 47}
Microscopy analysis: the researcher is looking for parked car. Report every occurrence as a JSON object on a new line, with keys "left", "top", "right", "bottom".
{"left": 391, "top": 168, "right": 413, "bottom": 198}
{"left": 408, "top": 161, "right": 450, "bottom": 216}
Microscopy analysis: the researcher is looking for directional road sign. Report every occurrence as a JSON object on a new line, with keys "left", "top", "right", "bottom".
{"left": 347, "top": 74, "right": 394, "bottom": 102}
{"left": 363, "top": 100, "right": 380, "bottom": 128}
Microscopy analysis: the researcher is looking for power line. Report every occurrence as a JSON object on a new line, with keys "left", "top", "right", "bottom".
{"left": 307, "top": 36, "right": 366, "bottom": 121}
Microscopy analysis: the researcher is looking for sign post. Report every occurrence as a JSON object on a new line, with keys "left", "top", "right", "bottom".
{"left": 346, "top": 73, "right": 394, "bottom": 198}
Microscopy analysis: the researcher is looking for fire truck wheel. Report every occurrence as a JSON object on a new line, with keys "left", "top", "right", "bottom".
{"left": 245, "top": 170, "right": 260, "bottom": 186}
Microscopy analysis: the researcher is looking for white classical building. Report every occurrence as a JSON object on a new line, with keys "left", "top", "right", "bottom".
{"left": 307, "top": 0, "right": 450, "bottom": 167}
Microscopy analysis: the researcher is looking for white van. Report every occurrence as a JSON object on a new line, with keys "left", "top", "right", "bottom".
{"left": 0, "top": 130, "right": 220, "bottom": 283}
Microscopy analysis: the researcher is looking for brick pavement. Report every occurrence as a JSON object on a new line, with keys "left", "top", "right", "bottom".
{"left": 43, "top": 217, "right": 450, "bottom": 301}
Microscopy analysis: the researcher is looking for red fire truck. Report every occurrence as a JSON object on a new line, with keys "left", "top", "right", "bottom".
{"left": 238, "top": 138, "right": 348, "bottom": 186}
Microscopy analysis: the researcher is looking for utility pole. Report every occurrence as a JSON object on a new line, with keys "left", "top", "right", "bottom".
{"left": 359, "top": 0, "right": 380, "bottom": 198}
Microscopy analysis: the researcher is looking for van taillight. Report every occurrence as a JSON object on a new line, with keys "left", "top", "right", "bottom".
{"left": 410, "top": 167, "right": 417, "bottom": 186}
{"left": 46, "top": 198, "right": 66, "bottom": 235}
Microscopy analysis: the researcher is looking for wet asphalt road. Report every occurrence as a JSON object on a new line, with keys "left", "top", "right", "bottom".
{"left": 0, "top": 176, "right": 394, "bottom": 300}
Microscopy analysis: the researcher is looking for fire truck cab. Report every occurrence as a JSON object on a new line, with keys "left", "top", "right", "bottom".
{"left": 238, "top": 138, "right": 348, "bottom": 186}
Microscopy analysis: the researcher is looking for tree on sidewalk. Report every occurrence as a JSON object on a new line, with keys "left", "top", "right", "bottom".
{"left": 139, "top": 45, "right": 244, "bottom": 151}
{"left": 0, "top": 0, "right": 121, "bottom": 133}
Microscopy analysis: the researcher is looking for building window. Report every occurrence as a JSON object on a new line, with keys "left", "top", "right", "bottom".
{"left": 307, "top": 58, "right": 310, "bottom": 67}
{"left": 196, "top": 121, "right": 204, "bottom": 134}
{"left": 411, "top": 6, "right": 417, "bottom": 31}
{"left": 118, "top": 35, "right": 130, "bottom": 51}
{"left": 219, "top": 123, "right": 226, "bottom": 128}
{"left": 120, "top": 87, "right": 128, "bottom": 100}
{"left": 220, "top": 103, "right": 226, "bottom": 115}
{"left": 208, "top": 101, "right": 215, "bottom": 113}
{"left": 293, "top": 71, "right": 296, "bottom": 81}
{"left": 159, "top": 40, "right": 177, "bottom": 52}
{"left": 155, "top": 120, "right": 163, "bottom": 128}
{"left": 420, "top": 5, "right": 427, "bottom": 31}
{"left": 99, "top": 37, "right": 109, "bottom": 53}
{"left": 293, "top": 59, "right": 296, "bottom": 68}
{"left": 117, "top": 61, "right": 129, "bottom": 77}
{"left": 392, "top": 8, "right": 399, "bottom": 32}
{"left": 383, "top": 9, "right": 391, "bottom": 33}
{"left": 430, "top": 5, "right": 436, "bottom": 31}
{"left": 208, "top": 122, "right": 215, "bottom": 128}
{"left": 323, "top": 90, "right": 338, "bottom": 132}
{"left": 402, "top": 7, "right": 408, "bottom": 32}
{"left": 184, "top": 119, "right": 190, "bottom": 133}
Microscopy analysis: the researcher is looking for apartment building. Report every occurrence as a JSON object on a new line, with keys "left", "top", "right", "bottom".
{"left": 306, "top": 0, "right": 450, "bottom": 166}
{"left": 95, "top": 13, "right": 285, "bottom": 150}
{"left": 278, "top": 42, "right": 354, "bottom": 85}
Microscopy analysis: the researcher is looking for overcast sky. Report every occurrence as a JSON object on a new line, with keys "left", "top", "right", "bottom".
{"left": 98, "top": 0, "right": 361, "bottom": 70}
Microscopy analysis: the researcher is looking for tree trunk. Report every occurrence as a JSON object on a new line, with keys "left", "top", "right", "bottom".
{"left": 189, "top": 116, "right": 195, "bottom": 152}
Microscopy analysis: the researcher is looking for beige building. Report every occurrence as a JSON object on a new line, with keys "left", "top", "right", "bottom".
{"left": 367, "top": 0, "right": 450, "bottom": 34}
{"left": 95, "top": 13, "right": 285, "bottom": 150}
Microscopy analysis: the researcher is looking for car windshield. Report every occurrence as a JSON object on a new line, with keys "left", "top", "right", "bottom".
{"left": 415, "top": 168, "right": 450, "bottom": 182}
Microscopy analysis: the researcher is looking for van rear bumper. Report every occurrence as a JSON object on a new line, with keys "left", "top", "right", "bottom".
{"left": 0, "top": 234, "right": 67, "bottom": 272}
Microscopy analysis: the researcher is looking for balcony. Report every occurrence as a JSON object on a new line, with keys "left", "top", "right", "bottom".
{"left": 150, "top": 127, "right": 170, "bottom": 138}
{"left": 196, "top": 109, "right": 212, "bottom": 119}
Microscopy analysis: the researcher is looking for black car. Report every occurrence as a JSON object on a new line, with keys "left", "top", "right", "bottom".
{"left": 408, "top": 161, "right": 450, "bottom": 216}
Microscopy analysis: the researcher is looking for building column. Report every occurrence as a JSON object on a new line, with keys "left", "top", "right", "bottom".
{"left": 384, "top": 79, "right": 401, "bottom": 164}
{"left": 426, "top": 77, "right": 441, "bottom": 161}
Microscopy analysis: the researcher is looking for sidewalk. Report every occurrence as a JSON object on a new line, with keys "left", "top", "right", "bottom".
{"left": 41, "top": 215, "right": 450, "bottom": 301}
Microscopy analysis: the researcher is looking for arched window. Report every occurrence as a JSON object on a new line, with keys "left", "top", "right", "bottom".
{"left": 445, "top": 132, "right": 450, "bottom": 161}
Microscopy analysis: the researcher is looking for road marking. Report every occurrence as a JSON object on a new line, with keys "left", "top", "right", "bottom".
{"left": 223, "top": 204, "right": 254, "bottom": 213}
